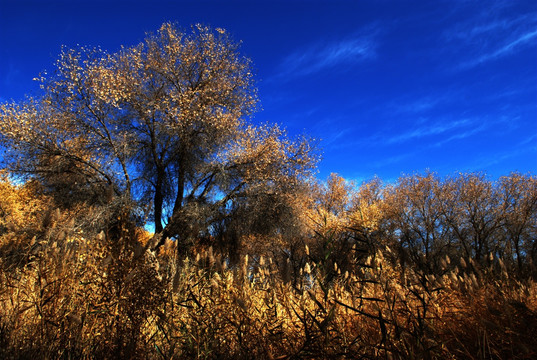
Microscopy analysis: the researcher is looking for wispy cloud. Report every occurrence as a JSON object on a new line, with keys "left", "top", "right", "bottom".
{"left": 388, "top": 113, "right": 520, "bottom": 148}
{"left": 459, "top": 29, "right": 537, "bottom": 69}
{"left": 277, "top": 28, "right": 378, "bottom": 79}
{"left": 471, "top": 134, "right": 537, "bottom": 171}
{"left": 445, "top": 12, "right": 533, "bottom": 42}
{"left": 310, "top": 116, "right": 354, "bottom": 148}
{"left": 389, "top": 93, "right": 455, "bottom": 115}
{"left": 370, "top": 151, "right": 414, "bottom": 170}
{"left": 322, "top": 128, "right": 352, "bottom": 147}
{"left": 395, "top": 98, "right": 440, "bottom": 114}
{"left": 444, "top": 9, "right": 537, "bottom": 70}
{"left": 385, "top": 118, "right": 476, "bottom": 145}
{"left": 433, "top": 123, "right": 489, "bottom": 147}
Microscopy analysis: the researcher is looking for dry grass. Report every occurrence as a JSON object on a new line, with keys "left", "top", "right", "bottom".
{"left": 1, "top": 225, "right": 536, "bottom": 360}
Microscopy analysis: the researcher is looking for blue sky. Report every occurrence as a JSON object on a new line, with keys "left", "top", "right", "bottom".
{"left": 1, "top": 0, "right": 536, "bottom": 182}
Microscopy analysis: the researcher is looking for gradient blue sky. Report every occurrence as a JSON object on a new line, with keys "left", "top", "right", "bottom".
{"left": 1, "top": 0, "right": 536, "bottom": 182}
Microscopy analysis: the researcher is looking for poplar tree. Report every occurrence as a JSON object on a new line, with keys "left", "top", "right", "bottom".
{"left": 0, "top": 23, "right": 317, "bottom": 252}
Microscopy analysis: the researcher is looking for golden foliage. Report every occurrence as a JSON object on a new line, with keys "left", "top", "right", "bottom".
{"left": 0, "top": 22, "right": 317, "bottom": 247}
{"left": 0, "top": 173, "right": 50, "bottom": 241}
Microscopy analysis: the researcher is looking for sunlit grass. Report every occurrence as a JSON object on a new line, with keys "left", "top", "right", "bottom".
{"left": 1, "top": 228, "right": 535, "bottom": 359}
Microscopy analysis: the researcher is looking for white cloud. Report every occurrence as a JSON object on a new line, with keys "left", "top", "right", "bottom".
{"left": 459, "top": 29, "right": 537, "bottom": 69}
{"left": 445, "top": 13, "right": 533, "bottom": 42}
{"left": 390, "top": 95, "right": 448, "bottom": 115}
{"left": 278, "top": 30, "right": 378, "bottom": 79}
{"left": 385, "top": 118, "right": 476, "bottom": 145}
{"left": 444, "top": 7, "right": 537, "bottom": 70}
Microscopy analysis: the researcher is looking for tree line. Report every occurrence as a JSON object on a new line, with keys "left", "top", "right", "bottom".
{"left": 304, "top": 172, "right": 537, "bottom": 282}
{"left": 1, "top": 23, "right": 535, "bottom": 280}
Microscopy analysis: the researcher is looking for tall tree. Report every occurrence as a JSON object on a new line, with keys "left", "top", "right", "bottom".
{"left": 497, "top": 173, "right": 537, "bottom": 274}
{"left": 0, "top": 23, "right": 317, "bottom": 253}
{"left": 384, "top": 172, "right": 451, "bottom": 272}
{"left": 440, "top": 173, "right": 502, "bottom": 263}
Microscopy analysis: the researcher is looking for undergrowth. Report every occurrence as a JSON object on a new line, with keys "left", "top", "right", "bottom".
{"left": 1, "top": 227, "right": 535, "bottom": 359}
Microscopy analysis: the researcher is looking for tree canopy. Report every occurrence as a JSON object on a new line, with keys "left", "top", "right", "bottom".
{"left": 0, "top": 23, "right": 317, "bottom": 253}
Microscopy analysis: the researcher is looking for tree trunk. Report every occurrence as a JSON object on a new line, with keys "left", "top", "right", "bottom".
{"left": 172, "top": 166, "right": 185, "bottom": 215}
{"left": 154, "top": 169, "right": 165, "bottom": 233}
